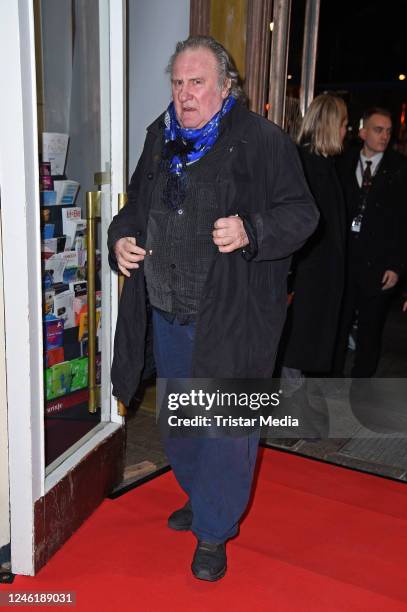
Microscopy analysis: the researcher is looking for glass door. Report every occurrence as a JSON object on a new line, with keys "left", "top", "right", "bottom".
{"left": 1, "top": 0, "right": 125, "bottom": 575}
{"left": 34, "top": 0, "right": 123, "bottom": 470}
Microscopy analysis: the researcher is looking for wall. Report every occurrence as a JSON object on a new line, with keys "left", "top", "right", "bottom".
{"left": 210, "top": 0, "right": 247, "bottom": 79}
{"left": 127, "top": 0, "right": 190, "bottom": 180}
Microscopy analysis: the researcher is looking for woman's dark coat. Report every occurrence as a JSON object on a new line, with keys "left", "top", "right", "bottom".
{"left": 108, "top": 103, "right": 318, "bottom": 405}
{"left": 282, "top": 147, "right": 346, "bottom": 372}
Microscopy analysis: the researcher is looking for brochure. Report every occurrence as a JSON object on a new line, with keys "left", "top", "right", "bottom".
{"left": 54, "top": 180, "right": 80, "bottom": 206}
{"left": 41, "top": 133, "right": 69, "bottom": 176}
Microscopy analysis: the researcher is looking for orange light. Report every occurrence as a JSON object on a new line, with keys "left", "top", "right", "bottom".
{"left": 400, "top": 103, "right": 406, "bottom": 126}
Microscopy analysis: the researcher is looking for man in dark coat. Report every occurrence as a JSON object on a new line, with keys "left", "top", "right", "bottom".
{"left": 333, "top": 107, "right": 407, "bottom": 377}
{"left": 108, "top": 36, "right": 318, "bottom": 581}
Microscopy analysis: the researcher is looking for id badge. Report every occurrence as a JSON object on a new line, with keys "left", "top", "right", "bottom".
{"left": 351, "top": 217, "right": 361, "bottom": 233}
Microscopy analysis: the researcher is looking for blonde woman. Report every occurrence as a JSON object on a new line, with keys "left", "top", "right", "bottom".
{"left": 282, "top": 94, "right": 348, "bottom": 381}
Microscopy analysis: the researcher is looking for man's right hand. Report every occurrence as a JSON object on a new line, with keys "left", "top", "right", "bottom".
{"left": 114, "top": 237, "right": 146, "bottom": 277}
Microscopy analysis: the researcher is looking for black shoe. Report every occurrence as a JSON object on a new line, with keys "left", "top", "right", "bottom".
{"left": 191, "top": 541, "right": 227, "bottom": 582}
{"left": 167, "top": 500, "right": 193, "bottom": 531}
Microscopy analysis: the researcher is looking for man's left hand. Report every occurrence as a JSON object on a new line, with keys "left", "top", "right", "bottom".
{"left": 212, "top": 216, "right": 249, "bottom": 253}
{"left": 381, "top": 270, "right": 399, "bottom": 290}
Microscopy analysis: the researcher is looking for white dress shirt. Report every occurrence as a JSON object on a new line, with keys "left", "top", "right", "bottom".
{"left": 356, "top": 151, "right": 384, "bottom": 187}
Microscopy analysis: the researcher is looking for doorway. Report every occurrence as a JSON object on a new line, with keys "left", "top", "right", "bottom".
{"left": 116, "top": 0, "right": 190, "bottom": 492}
{"left": 0, "top": 0, "right": 126, "bottom": 575}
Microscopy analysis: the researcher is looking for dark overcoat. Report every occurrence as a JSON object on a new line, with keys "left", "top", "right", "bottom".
{"left": 108, "top": 103, "right": 318, "bottom": 405}
{"left": 282, "top": 147, "right": 347, "bottom": 372}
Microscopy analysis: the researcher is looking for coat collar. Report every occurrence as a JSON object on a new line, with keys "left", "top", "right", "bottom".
{"left": 345, "top": 146, "right": 403, "bottom": 208}
{"left": 350, "top": 146, "right": 400, "bottom": 176}
{"left": 146, "top": 101, "right": 252, "bottom": 145}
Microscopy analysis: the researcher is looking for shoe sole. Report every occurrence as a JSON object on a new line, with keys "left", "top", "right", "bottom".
{"left": 167, "top": 521, "right": 191, "bottom": 532}
{"left": 192, "top": 566, "right": 227, "bottom": 582}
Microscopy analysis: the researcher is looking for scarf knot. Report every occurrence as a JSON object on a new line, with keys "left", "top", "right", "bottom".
{"left": 161, "top": 95, "right": 236, "bottom": 210}
{"left": 163, "top": 95, "right": 236, "bottom": 175}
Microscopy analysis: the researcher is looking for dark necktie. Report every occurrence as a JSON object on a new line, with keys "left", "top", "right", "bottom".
{"left": 361, "top": 160, "right": 373, "bottom": 192}
{"left": 351, "top": 160, "right": 373, "bottom": 234}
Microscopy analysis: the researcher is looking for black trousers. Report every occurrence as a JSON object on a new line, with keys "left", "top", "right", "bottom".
{"left": 332, "top": 268, "right": 391, "bottom": 377}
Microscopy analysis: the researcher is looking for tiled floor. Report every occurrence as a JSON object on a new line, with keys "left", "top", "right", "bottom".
{"left": 125, "top": 409, "right": 167, "bottom": 473}
{"left": 123, "top": 296, "right": 407, "bottom": 486}
{"left": 123, "top": 384, "right": 168, "bottom": 485}
{"left": 266, "top": 297, "right": 407, "bottom": 481}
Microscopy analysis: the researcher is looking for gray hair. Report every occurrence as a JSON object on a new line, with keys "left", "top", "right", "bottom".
{"left": 166, "top": 35, "right": 246, "bottom": 101}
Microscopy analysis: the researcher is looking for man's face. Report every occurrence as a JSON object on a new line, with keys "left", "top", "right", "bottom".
{"left": 359, "top": 113, "right": 392, "bottom": 155}
{"left": 171, "top": 48, "right": 230, "bottom": 129}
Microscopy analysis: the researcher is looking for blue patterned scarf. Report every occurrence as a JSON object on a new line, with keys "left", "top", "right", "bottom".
{"left": 163, "top": 95, "right": 236, "bottom": 175}
{"left": 161, "top": 95, "right": 236, "bottom": 210}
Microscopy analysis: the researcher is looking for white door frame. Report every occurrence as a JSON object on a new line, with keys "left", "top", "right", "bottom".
{"left": 0, "top": 213, "right": 10, "bottom": 564}
{"left": 0, "top": 0, "right": 126, "bottom": 575}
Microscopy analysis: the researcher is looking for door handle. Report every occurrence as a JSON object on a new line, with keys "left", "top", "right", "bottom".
{"left": 117, "top": 193, "right": 128, "bottom": 417}
{"left": 86, "top": 191, "right": 101, "bottom": 413}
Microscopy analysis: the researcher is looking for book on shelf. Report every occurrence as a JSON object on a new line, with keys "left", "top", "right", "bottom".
{"left": 46, "top": 347, "right": 65, "bottom": 368}
{"left": 61, "top": 206, "right": 86, "bottom": 247}
{"left": 41, "top": 133, "right": 69, "bottom": 176}
{"left": 44, "top": 315, "right": 64, "bottom": 350}
{"left": 53, "top": 290, "right": 75, "bottom": 329}
{"left": 54, "top": 180, "right": 80, "bottom": 205}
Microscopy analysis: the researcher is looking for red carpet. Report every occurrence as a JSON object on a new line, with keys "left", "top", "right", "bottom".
{"left": 2, "top": 448, "right": 407, "bottom": 611}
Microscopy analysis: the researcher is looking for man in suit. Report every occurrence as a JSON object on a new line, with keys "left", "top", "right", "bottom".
{"left": 333, "top": 107, "right": 407, "bottom": 377}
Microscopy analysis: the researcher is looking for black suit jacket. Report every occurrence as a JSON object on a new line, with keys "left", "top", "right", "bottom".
{"left": 337, "top": 146, "right": 407, "bottom": 294}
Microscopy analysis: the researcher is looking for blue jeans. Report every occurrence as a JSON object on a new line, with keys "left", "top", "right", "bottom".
{"left": 152, "top": 308, "right": 259, "bottom": 543}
